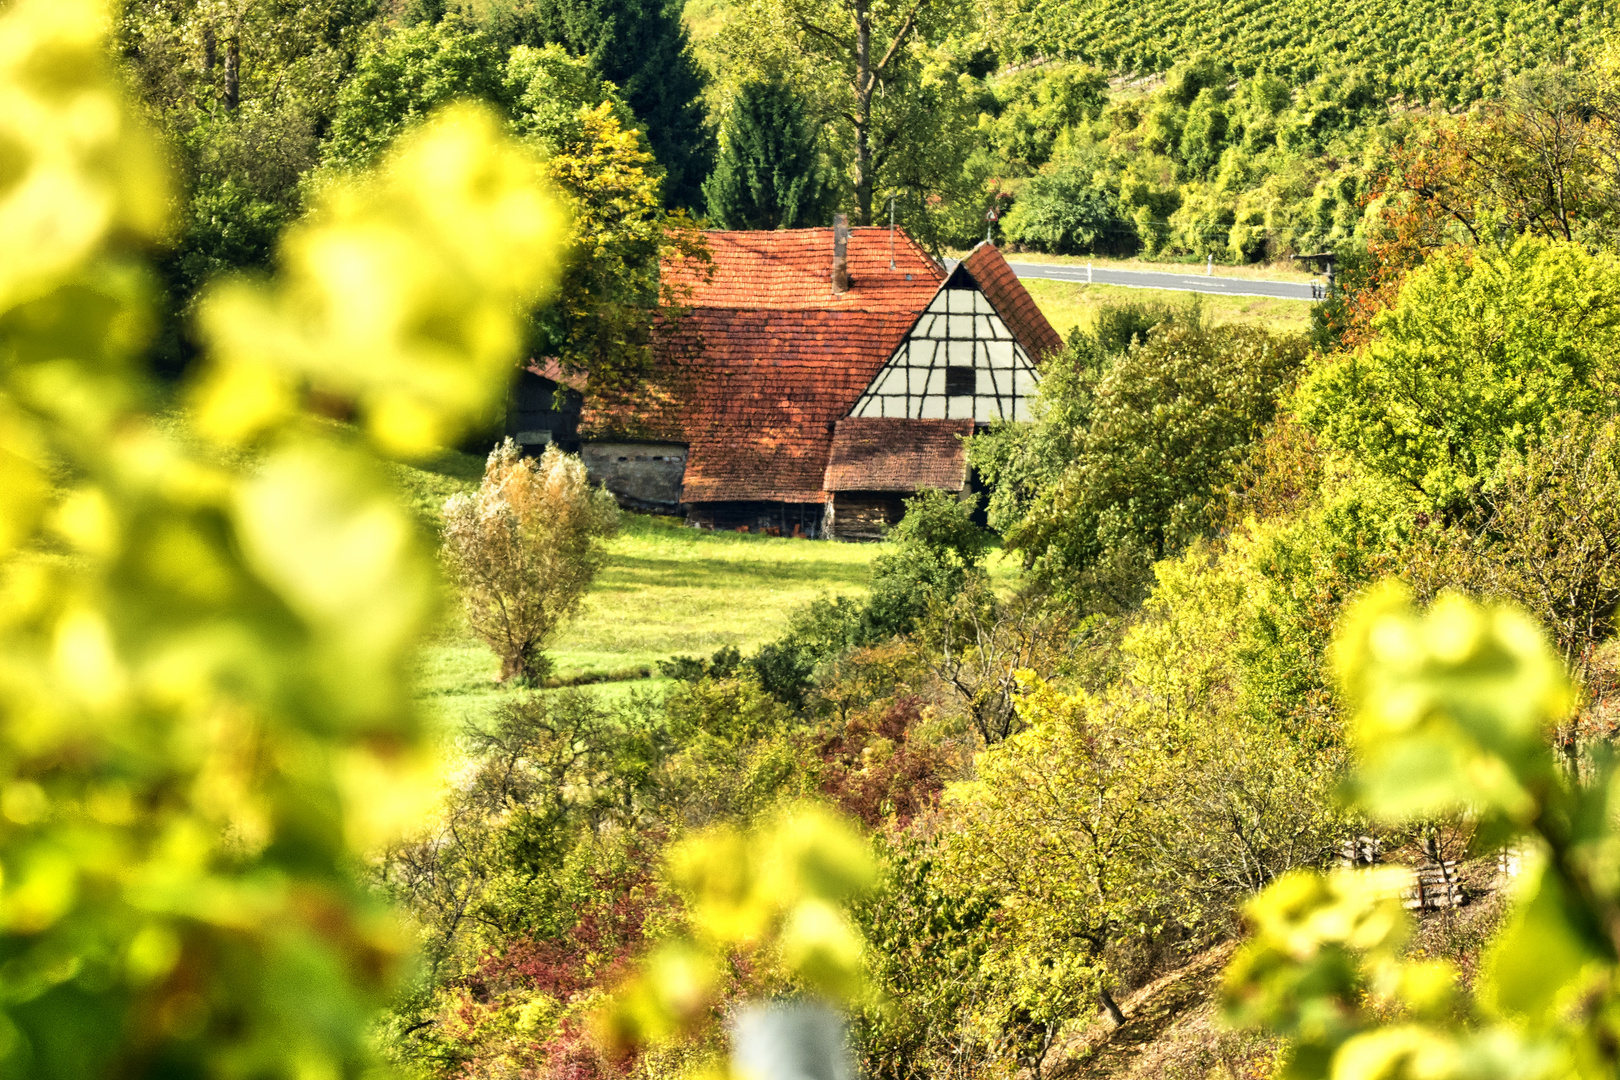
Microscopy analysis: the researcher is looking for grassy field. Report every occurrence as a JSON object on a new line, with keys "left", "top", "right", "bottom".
{"left": 398, "top": 450, "right": 1020, "bottom": 733}
{"left": 1024, "top": 279, "right": 1314, "bottom": 338}
{"left": 413, "top": 514, "right": 885, "bottom": 731}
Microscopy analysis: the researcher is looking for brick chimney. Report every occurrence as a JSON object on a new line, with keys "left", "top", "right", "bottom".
{"left": 831, "top": 213, "right": 850, "bottom": 294}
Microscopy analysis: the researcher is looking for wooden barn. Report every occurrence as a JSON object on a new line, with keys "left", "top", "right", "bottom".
{"left": 513, "top": 221, "right": 1062, "bottom": 538}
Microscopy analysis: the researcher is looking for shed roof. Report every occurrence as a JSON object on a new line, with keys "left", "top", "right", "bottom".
{"left": 824, "top": 418, "right": 974, "bottom": 492}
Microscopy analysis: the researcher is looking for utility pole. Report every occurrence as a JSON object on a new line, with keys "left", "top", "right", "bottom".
{"left": 888, "top": 197, "right": 896, "bottom": 270}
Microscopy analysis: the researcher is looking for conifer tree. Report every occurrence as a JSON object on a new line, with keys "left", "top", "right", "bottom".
{"left": 703, "top": 79, "right": 832, "bottom": 230}
{"left": 477, "top": 0, "right": 714, "bottom": 210}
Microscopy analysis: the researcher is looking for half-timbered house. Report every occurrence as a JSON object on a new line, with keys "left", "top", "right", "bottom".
{"left": 513, "top": 222, "right": 1061, "bottom": 538}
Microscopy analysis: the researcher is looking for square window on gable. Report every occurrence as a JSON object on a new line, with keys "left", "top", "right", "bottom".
{"left": 946, "top": 365, "right": 975, "bottom": 396}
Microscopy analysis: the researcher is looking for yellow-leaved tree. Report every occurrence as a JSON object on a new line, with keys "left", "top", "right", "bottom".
{"left": 441, "top": 440, "right": 620, "bottom": 683}
{"left": 0, "top": 0, "right": 564, "bottom": 1075}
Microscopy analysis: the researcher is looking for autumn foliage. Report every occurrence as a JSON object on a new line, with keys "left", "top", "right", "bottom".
{"left": 442, "top": 441, "right": 619, "bottom": 682}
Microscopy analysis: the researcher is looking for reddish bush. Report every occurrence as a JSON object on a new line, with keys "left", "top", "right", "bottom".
{"left": 816, "top": 698, "right": 953, "bottom": 828}
{"left": 471, "top": 846, "right": 664, "bottom": 1004}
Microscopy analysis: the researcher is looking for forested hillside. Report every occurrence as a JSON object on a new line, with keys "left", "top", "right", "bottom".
{"left": 7, "top": 2, "right": 1620, "bottom": 1080}
{"left": 113, "top": 0, "right": 1619, "bottom": 369}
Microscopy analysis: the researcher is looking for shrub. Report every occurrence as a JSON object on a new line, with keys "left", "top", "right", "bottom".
{"left": 1002, "top": 161, "right": 1118, "bottom": 254}
{"left": 658, "top": 644, "right": 744, "bottom": 683}
{"left": 816, "top": 698, "right": 952, "bottom": 828}
{"left": 748, "top": 595, "right": 868, "bottom": 709}
{"left": 664, "top": 668, "right": 793, "bottom": 745}
{"left": 861, "top": 489, "right": 991, "bottom": 642}
{"left": 441, "top": 440, "right": 620, "bottom": 682}
{"left": 744, "top": 493, "right": 993, "bottom": 711}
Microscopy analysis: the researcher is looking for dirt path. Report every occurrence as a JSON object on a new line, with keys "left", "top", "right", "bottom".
{"left": 1045, "top": 943, "right": 1269, "bottom": 1080}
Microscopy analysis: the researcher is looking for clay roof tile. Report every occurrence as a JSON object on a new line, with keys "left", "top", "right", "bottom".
{"left": 961, "top": 242, "right": 1065, "bottom": 360}
{"left": 824, "top": 418, "right": 975, "bottom": 492}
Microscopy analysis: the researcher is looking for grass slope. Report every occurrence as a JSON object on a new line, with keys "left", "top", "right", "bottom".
{"left": 1025, "top": 279, "right": 1313, "bottom": 339}
{"left": 412, "top": 513, "right": 886, "bottom": 731}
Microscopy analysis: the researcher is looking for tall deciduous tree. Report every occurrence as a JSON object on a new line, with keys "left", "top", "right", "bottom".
{"left": 722, "top": 0, "right": 972, "bottom": 224}
{"left": 703, "top": 79, "right": 833, "bottom": 229}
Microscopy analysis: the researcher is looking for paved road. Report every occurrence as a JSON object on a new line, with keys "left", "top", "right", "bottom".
{"left": 1000, "top": 260, "right": 1324, "bottom": 301}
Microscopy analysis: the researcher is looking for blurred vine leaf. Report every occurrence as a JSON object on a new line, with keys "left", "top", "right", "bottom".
{"left": 194, "top": 102, "right": 566, "bottom": 458}
{"left": 1223, "top": 583, "right": 1618, "bottom": 1080}
{"left": 595, "top": 803, "right": 879, "bottom": 1060}
{"left": 0, "top": 0, "right": 564, "bottom": 1075}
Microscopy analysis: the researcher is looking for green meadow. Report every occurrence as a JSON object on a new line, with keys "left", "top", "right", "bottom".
{"left": 397, "top": 448, "right": 1021, "bottom": 733}
{"left": 1023, "top": 278, "right": 1315, "bottom": 338}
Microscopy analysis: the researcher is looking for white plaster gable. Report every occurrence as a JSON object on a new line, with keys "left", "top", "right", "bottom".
{"left": 849, "top": 269, "right": 1042, "bottom": 423}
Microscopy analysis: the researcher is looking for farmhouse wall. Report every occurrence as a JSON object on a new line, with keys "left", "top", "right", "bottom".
{"left": 506, "top": 368, "right": 582, "bottom": 452}
{"left": 687, "top": 501, "right": 824, "bottom": 538}
{"left": 581, "top": 442, "right": 688, "bottom": 512}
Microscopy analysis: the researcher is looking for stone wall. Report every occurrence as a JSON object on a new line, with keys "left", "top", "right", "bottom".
{"left": 581, "top": 442, "right": 688, "bottom": 511}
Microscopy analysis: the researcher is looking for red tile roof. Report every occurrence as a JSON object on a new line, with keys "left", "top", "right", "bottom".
{"left": 582, "top": 228, "right": 946, "bottom": 503}
{"left": 824, "top": 418, "right": 974, "bottom": 492}
{"left": 529, "top": 358, "right": 586, "bottom": 392}
{"left": 961, "top": 242, "right": 1065, "bottom": 360}
{"left": 666, "top": 227, "right": 944, "bottom": 310}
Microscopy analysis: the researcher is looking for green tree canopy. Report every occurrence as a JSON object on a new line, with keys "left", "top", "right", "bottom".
{"left": 116, "top": 0, "right": 379, "bottom": 361}
{"left": 981, "top": 315, "right": 1308, "bottom": 607}
{"left": 317, "top": 27, "right": 705, "bottom": 386}
{"left": 1298, "top": 237, "right": 1620, "bottom": 513}
{"left": 469, "top": 0, "right": 714, "bottom": 209}
{"left": 505, "top": 39, "right": 638, "bottom": 145}
{"left": 321, "top": 17, "right": 510, "bottom": 171}
{"left": 703, "top": 79, "right": 833, "bottom": 229}
{"left": 509, "top": 57, "right": 708, "bottom": 384}
{"left": 1002, "top": 161, "right": 1117, "bottom": 254}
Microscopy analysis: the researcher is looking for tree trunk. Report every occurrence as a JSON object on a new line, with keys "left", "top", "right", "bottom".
{"left": 1099, "top": 986, "right": 1126, "bottom": 1028}
{"left": 223, "top": 33, "right": 240, "bottom": 111}
{"left": 852, "top": 0, "right": 873, "bottom": 225}
{"left": 202, "top": 24, "right": 216, "bottom": 72}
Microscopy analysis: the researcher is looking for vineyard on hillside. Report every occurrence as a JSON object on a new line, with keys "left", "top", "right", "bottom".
{"left": 1011, "top": 0, "right": 1612, "bottom": 105}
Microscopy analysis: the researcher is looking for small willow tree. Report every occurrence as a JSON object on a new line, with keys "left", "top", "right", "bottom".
{"left": 443, "top": 440, "right": 620, "bottom": 682}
